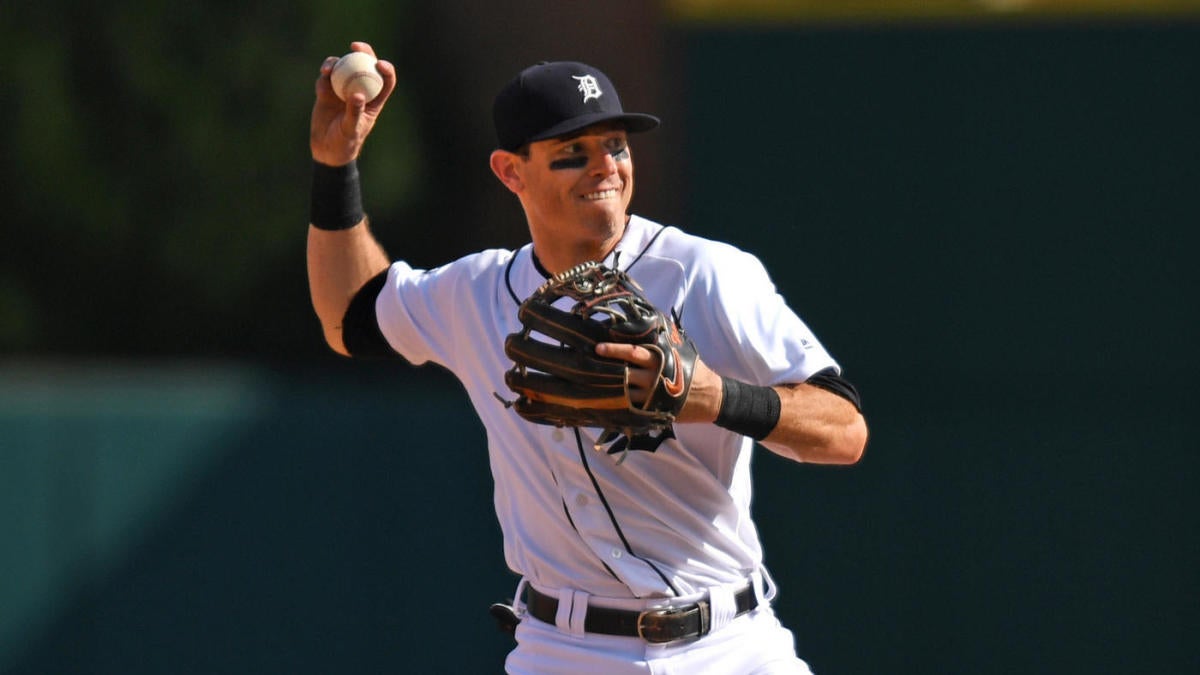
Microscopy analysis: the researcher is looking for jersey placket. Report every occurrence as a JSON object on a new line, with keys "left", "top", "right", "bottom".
{"left": 548, "top": 427, "right": 680, "bottom": 597}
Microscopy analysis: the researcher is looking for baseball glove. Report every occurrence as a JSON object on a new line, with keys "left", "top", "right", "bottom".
{"left": 501, "top": 261, "right": 698, "bottom": 438}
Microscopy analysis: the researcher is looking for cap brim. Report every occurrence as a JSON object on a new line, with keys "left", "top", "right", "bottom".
{"left": 524, "top": 112, "right": 661, "bottom": 145}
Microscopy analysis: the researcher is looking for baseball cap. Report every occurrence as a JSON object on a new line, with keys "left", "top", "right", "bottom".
{"left": 493, "top": 61, "right": 660, "bottom": 152}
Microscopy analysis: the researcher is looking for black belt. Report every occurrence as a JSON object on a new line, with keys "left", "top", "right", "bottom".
{"left": 525, "top": 584, "right": 759, "bottom": 644}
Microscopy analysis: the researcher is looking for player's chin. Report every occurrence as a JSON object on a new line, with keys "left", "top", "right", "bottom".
{"left": 575, "top": 201, "right": 624, "bottom": 227}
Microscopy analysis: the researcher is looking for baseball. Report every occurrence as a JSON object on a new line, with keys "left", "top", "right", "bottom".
{"left": 331, "top": 51, "right": 383, "bottom": 102}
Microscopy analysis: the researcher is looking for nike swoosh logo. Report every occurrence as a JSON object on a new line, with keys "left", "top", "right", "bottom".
{"left": 663, "top": 347, "right": 685, "bottom": 397}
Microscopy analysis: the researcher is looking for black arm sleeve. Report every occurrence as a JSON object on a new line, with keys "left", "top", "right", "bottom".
{"left": 805, "top": 367, "right": 863, "bottom": 413}
{"left": 341, "top": 270, "right": 401, "bottom": 359}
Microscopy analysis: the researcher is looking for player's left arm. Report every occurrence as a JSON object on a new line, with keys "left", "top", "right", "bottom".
{"left": 756, "top": 377, "right": 867, "bottom": 465}
{"left": 682, "top": 357, "right": 866, "bottom": 464}
{"left": 597, "top": 346, "right": 867, "bottom": 464}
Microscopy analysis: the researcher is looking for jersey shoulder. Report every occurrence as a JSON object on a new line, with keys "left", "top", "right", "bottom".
{"left": 389, "top": 246, "right": 515, "bottom": 287}
{"left": 628, "top": 216, "right": 766, "bottom": 279}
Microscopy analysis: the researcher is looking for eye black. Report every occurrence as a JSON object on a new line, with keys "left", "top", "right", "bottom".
{"left": 549, "top": 156, "right": 588, "bottom": 171}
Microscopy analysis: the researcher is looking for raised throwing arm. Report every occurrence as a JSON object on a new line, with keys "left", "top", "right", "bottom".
{"left": 306, "top": 42, "right": 396, "bottom": 355}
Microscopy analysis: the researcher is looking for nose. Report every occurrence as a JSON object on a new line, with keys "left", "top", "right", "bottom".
{"left": 589, "top": 149, "right": 619, "bottom": 176}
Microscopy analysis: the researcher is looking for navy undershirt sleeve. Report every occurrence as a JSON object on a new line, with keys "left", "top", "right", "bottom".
{"left": 341, "top": 270, "right": 400, "bottom": 359}
{"left": 805, "top": 367, "right": 863, "bottom": 413}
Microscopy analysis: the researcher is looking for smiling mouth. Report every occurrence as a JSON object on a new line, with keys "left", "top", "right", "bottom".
{"left": 582, "top": 188, "right": 620, "bottom": 201}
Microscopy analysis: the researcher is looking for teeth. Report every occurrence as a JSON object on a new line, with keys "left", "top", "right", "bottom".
{"left": 583, "top": 189, "right": 619, "bottom": 200}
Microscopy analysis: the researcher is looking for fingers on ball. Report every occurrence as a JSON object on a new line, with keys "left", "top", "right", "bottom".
{"left": 330, "top": 52, "right": 384, "bottom": 102}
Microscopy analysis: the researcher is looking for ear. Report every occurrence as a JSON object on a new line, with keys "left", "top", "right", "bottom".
{"left": 489, "top": 150, "right": 525, "bottom": 194}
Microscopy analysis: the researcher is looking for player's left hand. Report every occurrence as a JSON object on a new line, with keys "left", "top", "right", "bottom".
{"left": 596, "top": 343, "right": 722, "bottom": 424}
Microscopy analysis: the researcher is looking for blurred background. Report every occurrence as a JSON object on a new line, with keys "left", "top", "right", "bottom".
{"left": 2, "top": 1, "right": 1197, "bottom": 673}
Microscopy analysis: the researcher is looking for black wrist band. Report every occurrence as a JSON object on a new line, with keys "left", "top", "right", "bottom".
{"left": 310, "top": 160, "right": 364, "bottom": 230}
{"left": 714, "top": 377, "right": 781, "bottom": 441}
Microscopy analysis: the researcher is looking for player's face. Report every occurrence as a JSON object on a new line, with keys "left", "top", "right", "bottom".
{"left": 518, "top": 125, "right": 634, "bottom": 239}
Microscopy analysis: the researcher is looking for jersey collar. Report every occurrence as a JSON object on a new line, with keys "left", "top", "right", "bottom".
{"left": 506, "top": 215, "right": 660, "bottom": 305}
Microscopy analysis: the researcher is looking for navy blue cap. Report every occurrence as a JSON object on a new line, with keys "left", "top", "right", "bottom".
{"left": 493, "top": 61, "right": 660, "bottom": 152}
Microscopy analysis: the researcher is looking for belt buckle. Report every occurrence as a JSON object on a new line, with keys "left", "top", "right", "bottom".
{"left": 636, "top": 600, "right": 711, "bottom": 644}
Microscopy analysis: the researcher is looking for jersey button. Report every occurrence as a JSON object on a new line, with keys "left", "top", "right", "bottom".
{"left": 610, "top": 548, "right": 623, "bottom": 559}
{"left": 575, "top": 493, "right": 589, "bottom": 507}
{"left": 552, "top": 429, "right": 565, "bottom": 442}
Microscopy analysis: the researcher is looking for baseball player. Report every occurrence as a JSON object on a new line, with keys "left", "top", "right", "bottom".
{"left": 307, "top": 42, "right": 867, "bottom": 674}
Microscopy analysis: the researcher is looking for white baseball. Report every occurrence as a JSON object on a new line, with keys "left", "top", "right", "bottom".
{"left": 331, "top": 51, "right": 383, "bottom": 102}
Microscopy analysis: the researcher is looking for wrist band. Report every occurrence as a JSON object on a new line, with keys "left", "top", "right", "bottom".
{"left": 310, "top": 160, "right": 364, "bottom": 230}
{"left": 714, "top": 377, "right": 781, "bottom": 441}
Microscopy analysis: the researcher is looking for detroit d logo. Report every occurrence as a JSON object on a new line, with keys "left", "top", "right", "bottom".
{"left": 573, "top": 75, "right": 603, "bottom": 103}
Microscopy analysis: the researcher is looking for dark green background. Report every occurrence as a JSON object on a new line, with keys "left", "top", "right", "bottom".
{"left": 2, "top": 8, "right": 1197, "bottom": 675}
{"left": 679, "top": 22, "right": 1198, "bottom": 674}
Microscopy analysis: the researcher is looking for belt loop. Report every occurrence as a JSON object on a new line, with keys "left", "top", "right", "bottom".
{"left": 569, "top": 590, "right": 589, "bottom": 636}
{"left": 706, "top": 583, "right": 737, "bottom": 633}
{"left": 555, "top": 588, "right": 589, "bottom": 637}
{"left": 512, "top": 577, "right": 529, "bottom": 617}
{"left": 755, "top": 566, "right": 778, "bottom": 604}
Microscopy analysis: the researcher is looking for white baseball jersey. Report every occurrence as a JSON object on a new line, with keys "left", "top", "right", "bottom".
{"left": 374, "top": 215, "right": 838, "bottom": 600}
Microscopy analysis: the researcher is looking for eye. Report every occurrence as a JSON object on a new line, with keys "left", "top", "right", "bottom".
{"left": 606, "top": 138, "right": 629, "bottom": 160}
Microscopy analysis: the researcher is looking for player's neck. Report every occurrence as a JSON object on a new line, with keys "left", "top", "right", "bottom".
{"left": 530, "top": 223, "right": 626, "bottom": 275}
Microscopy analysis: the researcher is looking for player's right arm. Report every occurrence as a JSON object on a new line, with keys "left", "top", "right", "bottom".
{"left": 306, "top": 42, "right": 397, "bottom": 356}
{"left": 307, "top": 224, "right": 389, "bottom": 356}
